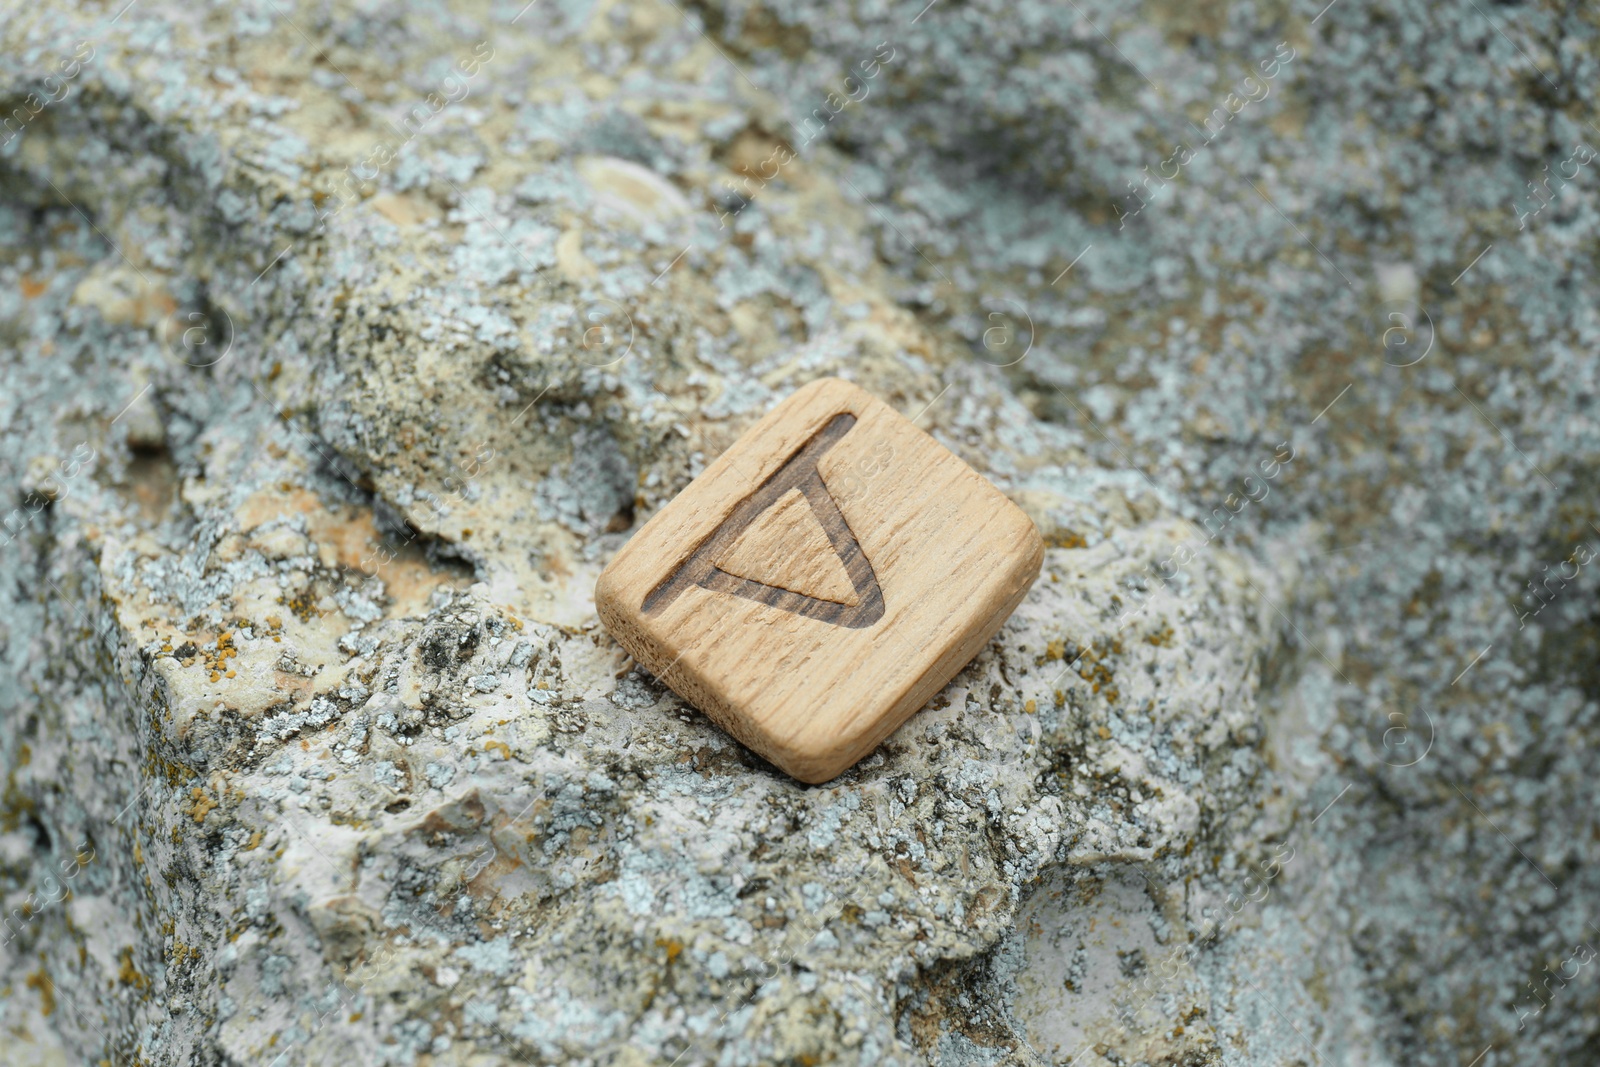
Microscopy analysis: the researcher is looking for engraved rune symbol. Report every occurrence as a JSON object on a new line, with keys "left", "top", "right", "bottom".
{"left": 641, "top": 413, "right": 886, "bottom": 627}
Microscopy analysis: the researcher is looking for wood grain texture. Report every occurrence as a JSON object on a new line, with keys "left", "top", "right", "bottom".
{"left": 715, "top": 487, "right": 860, "bottom": 606}
{"left": 595, "top": 377, "right": 1043, "bottom": 783}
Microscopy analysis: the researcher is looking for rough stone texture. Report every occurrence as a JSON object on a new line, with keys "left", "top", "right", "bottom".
{"left": 1, "top": 0, "right": 1596, "bottom": 1065}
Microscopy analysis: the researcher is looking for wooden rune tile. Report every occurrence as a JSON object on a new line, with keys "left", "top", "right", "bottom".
{"left": 595, "top": 377, "right": 1043, "bottom": 783}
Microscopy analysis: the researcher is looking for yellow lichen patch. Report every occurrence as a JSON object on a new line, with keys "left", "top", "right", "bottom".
{"left": 2, "top": 763, "right": 39, "bottom": 832}
{"left": 167, "top": 940, "right": 203, "bottom": 969}
{"left": 194, "top": 630, "right": 241, "bottom": 676}
{"left": 482, "top": 740, "right": 512, "bottom": 760}
{"left": 1144, "top": 625, "right": 1175, "bottom": 647}
{"left": 654, "top": 937, "right": 683, "bottom": 963}
{"left": 1072, "top": 637, "right": 1124, "bottom": 704}
{"left": 281, "top": 589, "right": 323, "bottom": 622}
{"left": 117, "top": 948, "right": 151, "bottom": 990}
{"left": 1078, "top": 660, "right": 1119, "bottom": 703}
{"left": 187, "top": 787, "right": 218, "bottom": 824}
{"left": 24, "top": 967, "right": 54, "bottom": 1016}
{"left": 142, "top": 751, "right": 194, "bottom": 789}
{"left": 242, "top": 830, "right": 263, "bottom": 851}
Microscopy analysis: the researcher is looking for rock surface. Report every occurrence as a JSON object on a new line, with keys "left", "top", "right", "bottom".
{"left": 2, "top": 0, "right": 1598, "bottom": 1065}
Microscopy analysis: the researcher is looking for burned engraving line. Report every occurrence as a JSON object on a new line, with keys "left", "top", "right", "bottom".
{"left": 642, "top": 412, "right": 886, "bottom": 628}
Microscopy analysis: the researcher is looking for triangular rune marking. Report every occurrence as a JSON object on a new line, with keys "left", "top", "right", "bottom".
{"left": 714, "top": 487, "right": 860, "bottom": 606}
{"left": 641, "top": 413, "right": 885, "bottom": 628}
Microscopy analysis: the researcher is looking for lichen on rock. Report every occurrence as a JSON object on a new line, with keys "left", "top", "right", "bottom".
{"left": 6, "top": 0, "right": 1597, "bottom": 1065}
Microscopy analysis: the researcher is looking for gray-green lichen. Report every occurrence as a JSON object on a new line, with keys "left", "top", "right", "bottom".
{"left": 2, "top": 0, "right": 1597, "bottom": 1065}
